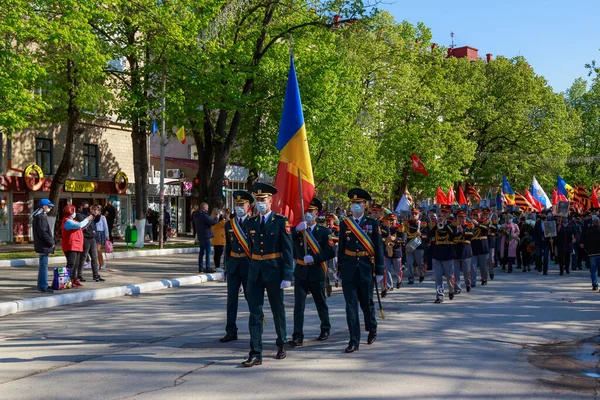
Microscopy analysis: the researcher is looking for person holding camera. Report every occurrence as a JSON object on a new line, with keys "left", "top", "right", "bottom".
{"left": 194, "top": 202, "right": 220, "bottom": 273}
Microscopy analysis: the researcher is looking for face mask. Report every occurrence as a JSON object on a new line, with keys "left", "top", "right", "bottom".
{"left": 305, "top": 213, "right": 315, "bottom": 223}
{"left": 71, "top": 212, "right": 77, "bottom": 218}
{"left": 235, "top": 206, "right": 245, "bottom": 216}
{"left": 592, "top": 215, "right": 598, "bottom": 220}
{"left": 350, "top": 203, "right": 363, "bottom": 215}
{"left": 256, "top": 202, "right": 267, "bottom": 214}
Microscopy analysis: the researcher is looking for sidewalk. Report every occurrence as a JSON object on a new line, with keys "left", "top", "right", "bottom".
{"left": 0, "top": 252, "right": 221, "bottom": 306}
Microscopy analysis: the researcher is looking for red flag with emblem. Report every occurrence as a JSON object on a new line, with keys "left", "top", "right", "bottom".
{"left": 410, "top": 153, "right": 428, "bottom": 176}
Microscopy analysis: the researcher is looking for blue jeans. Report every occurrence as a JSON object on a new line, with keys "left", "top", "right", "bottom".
{"left": 536, "top": 241, "right": 550, "bottom": 272}
{"left": 198, "top": 239, "right": 212, "bottom": 271}
{"left": 590, "top": 256, "right": 599, "bottom": 288}
{"left": 37, "top": 254, "right": 49, "bottom": 290}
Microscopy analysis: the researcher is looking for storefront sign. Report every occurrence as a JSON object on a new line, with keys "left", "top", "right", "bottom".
{"left": 65, "top": 180, "right": 96, "bottom": 193}
{"left": 24, "top": 164, "right": 44, "bottom": 191}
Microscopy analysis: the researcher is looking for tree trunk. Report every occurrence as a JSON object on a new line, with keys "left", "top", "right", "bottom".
{"left": 48, "top": 58, "right": 83, "bottom": 217}
{"left": 395, "top": 165, "right": 410, "bottom": 204}
{"left": 246, "top": 167, "right": 259, "bottom": 189}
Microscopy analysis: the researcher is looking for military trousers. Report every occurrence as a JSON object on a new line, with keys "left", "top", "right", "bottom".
{"left": 454, "top": 258, "right": 471, "bottom": 291}
{"left": 433, "top": 259, "right": 454, "bottom": 300}
{"left": 383, "top": 257, "right": 401, "bottom": 290}
{"left": 342, "top": 272, "right": 377, "bottom": 347}
{"left": 292, "top": 277, "right": 330, "bottom": 341}
{"left": 247, "top": 279, "right": 287, "bottom": 358}
{"left": 225, "top": 269, "right": 248, "bottom": 336}
{"left": 488, "top": 248, "right": 496, "bottom": 274}
{"left": 406, "top": 250, "right": 424, "bottom": 283}
{"left": 472, "top": 254, "right": 489, "bottom": 284}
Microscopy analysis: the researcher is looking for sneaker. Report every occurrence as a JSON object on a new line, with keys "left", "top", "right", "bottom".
{"left": 84, "top": 261, "right": 91, "bottom": 269}
{"left": 78, "top": 276, "right": 87, "bottom": 282}
{"left": 592, "top": 286, "right": 598, "bottom": 291}
{"left": 73, "top": 280, "right": 83, "bottom": 287}
{"left": 93, "top": 276, "right": 105, "bottom": 282}
{"left": 466, "top": 286, "right": 471, "bottom": 293}
{"left": 419, "top": 276, "right": 425, "bottom": 283}
{"left": 38, "top": 287, "right": 54, "bottom": 293}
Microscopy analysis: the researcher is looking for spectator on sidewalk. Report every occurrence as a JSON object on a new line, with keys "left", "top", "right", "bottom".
{"left": 146, "top": 208, "right": 154, "bottom": 242}
{"left": 61, "top": 204, "right": 93, "bottom": 287}
{"left": 163, "top": 206, "right": 171, "bottom": 242}
{"left": 581, "top": 215, "right": 600, "bottom": 291}
{"left": 194, "top": 202, "right": 219, "bottom": 273}
{"left": 103, "top": 200, "right": 116, "bottom": 242}
{"left": 93, "top": 205, "right": 110, "bottom": 270}
{"left": 33, "top": 198, "right": 55, "bottom": 293}
{"left": 76, "top": 201, "right": 104, "bottom": 283}
{"left": 191, "top": 205, "right": 199, "bottom": 239}
{"left": 211, "top": 213, "right": 227, "bottom": 271}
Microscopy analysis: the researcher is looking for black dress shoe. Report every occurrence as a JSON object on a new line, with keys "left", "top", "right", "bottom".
{"left": 449, "top": 292, "right": 454, "bottom": 300}
{"left": 490, "top": 273, "right": 494, "bottom": 280}
{"left": 241, "top": 356, "right": 262, "bottom": 367}
{"left": 419, "top": 276, "right": 425, "bottom": 283}
{"left": 407, "top": 281, "right": 414, "bottom": 285}
{"left": 344, "top": 345, "right": 359, "bottom": 353}
{"left": 381, "top": 289, "right": 387, "bottom": 298}
{"left": 219, "top": 334, "right": 238, "bottom": 343}
{"left": 275, "top": 346, "right": 286, "bottom": 359}
{"left": 434, "top": 298, "right": 443, "bottom": 304}
{"left": 78, "top": 277, "right": 87, "bottom": 282}
{"left": 367, "top": 331, "right": 377, "bottom": 345}
{"left": 396, "top": 281, "right": 401, "bottom": 289}
{"left": 316, "top": 331, "right": 330, "bottom": 341}
{"left": 287, "top": 339, "right": 303, "bottom": 347}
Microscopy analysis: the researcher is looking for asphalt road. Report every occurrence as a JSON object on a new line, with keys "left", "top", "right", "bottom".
{"left": 0, "top": 268, "right": 599, "bottom": 399}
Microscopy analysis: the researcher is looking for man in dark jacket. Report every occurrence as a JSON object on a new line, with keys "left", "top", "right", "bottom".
{"left": 581, "top": 216, "right": 600, "bottom": 290}
{"left": 555, "top": 216, "right": 576, "bottom": 275}
{"left": 103, "top": 200, "right": 116, "bottom": 242}
{"left": 33, "top": 198, "right": 55, "bottom": 293}
{"left": 194, "top": 202, "right": 219, "bottom": 273}
{"left": 76, "top": 201, "right": 104, "bottom": 283}
{"left": 533, "top": 214, "right": 552, "bottom": 274}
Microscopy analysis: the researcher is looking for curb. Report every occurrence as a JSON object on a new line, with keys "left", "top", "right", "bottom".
{"left": 0, "top": 272, "right": 223, "bottom": 317}
{"left": 0, "top": 247, "right": 200, "bottom": 268}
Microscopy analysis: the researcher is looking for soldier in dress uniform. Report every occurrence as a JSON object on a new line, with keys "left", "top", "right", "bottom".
{"left": 404, "top": 208, "right": 428, "bottom": 284}
{"left": 287, "top": 197, "right": 335, "bottom": 347}
{"left": 337, "top": 188, "right": 384, "bottom": 353}
{"left": 453, "top": 210, "right": 474, "bottom": 294}
{"left": 471, "top": 209, "right": 490, "bottom": 286}
{"left": 381, "top": 214, "right": 405, "bottom": 297}
{"left": 370, "top": 203, "right": 383, "bottom": 220}
{"left": 325, "top": 212, "right": 340, "bottom": 289}
{"left": 241, "top": 183, "right": 294, "bottom": 368}
{"left": 483, "top": 208, "right": 499, "bottom": 279}
{"left": 431, "top": 205, "right": 457, "bottom": 303}
{"left": 220, "top": 190, "right": 254, "bottom": 343}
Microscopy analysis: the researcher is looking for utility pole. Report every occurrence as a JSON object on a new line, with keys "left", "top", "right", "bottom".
{"left": 159, "top": 64, "right": 166, "bottom": 249}
{"left": 450, "top": 31, "right": 455, "bottom": 49}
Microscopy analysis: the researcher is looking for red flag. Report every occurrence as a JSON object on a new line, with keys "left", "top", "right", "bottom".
{"left": 552, "top": 188, "right": 558, "bottom": 206}
{"left": 447, "top": 187, "right": 455, "bottom": 205}
{"left": 458, "top": 187, "right": 467, "bottom": 205}
{"left": 524, "top": 189, "right": 543, "bottom": 212}
{"left": 592, "top": 185, "right": 600, "bottom": 208}
{"left": 410, "top": 153, "right": 428, "bottom": 176}
{"left": 436, "top": 187, "right": 448, "bottom": 205}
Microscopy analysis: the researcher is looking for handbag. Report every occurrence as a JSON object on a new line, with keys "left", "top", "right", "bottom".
{"left": 105, "top": 240, "right": 114, "bottom": 253}
{"left": 52, "top": 267, "right": 72, "bottom": 290}
{"left": 405, "top": 222, "right": 422, "bottom": 253}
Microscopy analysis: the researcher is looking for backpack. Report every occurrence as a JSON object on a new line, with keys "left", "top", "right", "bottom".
{"left": 52, "top": 267, "right": 72, "bottom": 290}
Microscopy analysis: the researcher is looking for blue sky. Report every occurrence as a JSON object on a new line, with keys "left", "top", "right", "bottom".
{"left": 382, "top": 1, "right": 600, "bottom": 93}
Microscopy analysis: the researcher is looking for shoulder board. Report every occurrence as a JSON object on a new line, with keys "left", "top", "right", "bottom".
{"left": 273, "top": 213, "right": 287, "bottom": 220}
{"left": 250, "top": 216, "right": 260, "bottom": 222}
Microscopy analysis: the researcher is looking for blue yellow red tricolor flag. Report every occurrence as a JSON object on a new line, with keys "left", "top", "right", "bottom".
{"left": 271, "top": 56, "right": 315, "bottom": 226}
{"left": 502, "top": 176, "right": 516, "bottom": 205}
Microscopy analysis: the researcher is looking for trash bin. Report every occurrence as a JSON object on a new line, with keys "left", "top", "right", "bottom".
{"left": 125, "top": 225, "right": 138, "bottom": 249}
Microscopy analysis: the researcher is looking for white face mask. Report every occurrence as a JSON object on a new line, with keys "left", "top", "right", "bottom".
{"left": 235, "top": 206, "right": 246, "bottom": 216}
{"left": 351, "top": 203, "right": 363, "bottom": 215}
{"left": 71, "top": 212, "right": 77, "bottom": 218}
{"left": 305, "top": 213, "right": 315, "bottom": 223}
{"left": 256, "top": 202, "right": 267, "bottom": 214}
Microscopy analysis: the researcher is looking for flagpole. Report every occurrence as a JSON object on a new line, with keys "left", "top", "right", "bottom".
{"left": 298, "top": 167, "right": 308, "bottom": 256}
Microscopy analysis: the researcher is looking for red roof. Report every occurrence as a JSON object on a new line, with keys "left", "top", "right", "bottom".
{"left": 150, "top": 155, "right": 198, "bottom": 169}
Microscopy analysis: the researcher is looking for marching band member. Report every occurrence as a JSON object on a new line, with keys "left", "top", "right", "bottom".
{"left": 405, "top": 208, "right": 428, "bottom": 284}
{"left": 482, "top": 208, "right": 498, "bottom": 279}
{"left": 453, "top": 210, "right": 474, "bottom": 294}
{"left": 381, "top": 214, "right": 405, "bottom": 297}
{"left": 431, "top": 205, "right": 457, "bottom": 303}
{"left": 470, "top": 210, "right": 491, "bottom": 286}
{"left": 325, "top": 212, "right": 340, "bottom": 290}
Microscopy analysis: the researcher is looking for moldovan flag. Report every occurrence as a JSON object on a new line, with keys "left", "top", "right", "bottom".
{"left": 502, "top": 176, "right": 516, "bottom": 205}
{"left": 557, "top": 175, "right": 573, "bottom": 201}
{"left": 175, "top": 126, "right": 186, "bottom": 144}
{"left": 271, "top": 56, "right": 315, "bottom": 226}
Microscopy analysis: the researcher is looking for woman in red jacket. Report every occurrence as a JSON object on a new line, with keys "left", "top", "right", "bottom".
{"left": 61, "top": 204, "right": 93, "bottom": 287}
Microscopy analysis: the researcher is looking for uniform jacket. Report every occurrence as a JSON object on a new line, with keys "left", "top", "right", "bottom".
{"left": 224, "top": 216, "right": 250, "bottom": 277}
{"left": 404, "top": 220, "right": 428, "bottom": 251}
{"left": 338, "top": 215, "right": 384, "bottom": 282}
{"left": 471, "top": 222, "right": 490, "bottom": 255}
{"left": 247, "top": 212, "right": 294, "bottom": 283}
{"left": 453, "top": 223, "right": 474, "bottom": 260}
{"left": 431, "top": 223, "right": 457, "bottom": 261}
{"left": 292, "top": 224, "right": 335, "bottom": 282}
{"left": 381, "top": 224, "right": 405, "bottom": 259}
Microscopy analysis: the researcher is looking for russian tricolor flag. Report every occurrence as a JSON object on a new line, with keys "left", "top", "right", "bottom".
{"left": 271, "top": 56, "right": 315, "bottom": 226}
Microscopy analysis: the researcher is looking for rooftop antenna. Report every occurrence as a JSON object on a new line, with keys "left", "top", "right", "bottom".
{"left": 450, "top": 31, "right": 455, "bottom": 49}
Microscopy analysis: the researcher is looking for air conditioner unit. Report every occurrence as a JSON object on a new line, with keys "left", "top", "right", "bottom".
{"left": 154, "top": 171, "right": 161, "bottom": 179}
{"left": 166, "top": 169, "right": 181, "bottom": 179}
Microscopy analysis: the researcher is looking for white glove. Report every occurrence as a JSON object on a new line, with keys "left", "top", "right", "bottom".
{"left": 296, "top": 221, "right": 307, "bottom": 231}
{"left": 334, "top": 272, "right": 340, "bottom": 281}
{"left": 303, "top": 255, "right": 314, "bottom": 264}
{"left": 280, "top": 280, "right": 291, "bottom": 289}
{"left": 376, "top": 275, "right": 384, "bottom": 283}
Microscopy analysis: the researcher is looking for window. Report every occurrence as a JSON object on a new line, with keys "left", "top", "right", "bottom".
{"left": 83, "top": 144, "right": 99, "bottom": 178}
{"left": 188, "top": 145, "right": 197, "bottom": 160}
{"left": 35, "top": 138, "right": 53, "bottom": 175}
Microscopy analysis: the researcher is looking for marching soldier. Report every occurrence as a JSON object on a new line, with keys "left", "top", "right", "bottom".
{"left": 370, "top": 203, "right": 383, "bottom": 220}
{"left": 337, "top": 188, "right": 384, "bottom": 353}
{"left": 381, "top": 214, "right": 405, "bottom": 297}
{"left": 241, "top": 183, "right": 293, "bottom": 368}
{"left": 453, "top": 210, "right": 474, "bottom": 294}
{"left": 471, "top": 210, "right": 490, "bottom": 286}
{"left": 287, "top": 197, "right": 335, "bottom": 347}
{"left": 405, "top": 208, "right": 428, "bottom": 284}
{"left": 325, "top": 212, "right": 340, "bottom": 290}
{"left": 431, "top": 205, "right": 457, "bottom": 303}
{"left": 220, "top": 190, "right": 254, "bottom": 343}
{"left": 482, "top": 208, "right": 498, "bottom": 279}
